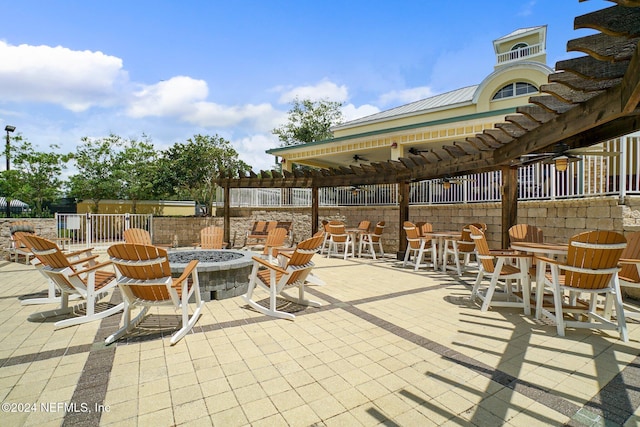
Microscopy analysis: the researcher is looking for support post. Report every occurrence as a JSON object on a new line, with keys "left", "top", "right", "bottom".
{"left": 397, "top": 181, "right": 410, "bottom": 260}
{"left": 311, "top": 186, "right": 319, "bottom": 236}
{"left": 501, "top": 166, "right": 518, "bottom": 249}
{"left": 223, "top": 186, "right": 231, "bottom": 246}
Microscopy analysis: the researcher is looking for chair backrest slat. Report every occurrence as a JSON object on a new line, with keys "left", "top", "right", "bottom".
{"left": 469, "top": 225, "right": 495, "bottom": 273}
{"left": 263, "top": 227, "right": 288, "bottom": 255}
{"left": 509, "top": 224, "right": 544, "bottom": 245}
{"left": 620, "top": 232, "right": 640, "bottom": 283}
{"left": 459, "top": 223, "right": 486, "bottom": 252}
{"left": 371, "top": 221, "right": 386, "bottom": 242}
{"left": 123, "top": 228, "right": 152, "bottom": 245}
{"left": 285, "top": 235, "right": 323, "bottom": 284}
{"left": 565, "top": 231, "right": 626, "bottom": 290}
{"left": 200, "top": 226, "right": 225, "bottom": 249}
{"left": 328, "top": 224, "right": 348, "bottom": 243}
{"left": 108, "top": 243, "right": 173, "bottom": 301}
{"left": 23, "top": 235, "right": 71, "bottom": 269}
{"left": 357, "top": 220, "right": 371, "bottom": 232}
{"left": 403, "top": 222, "right": 422, "bottom": 249}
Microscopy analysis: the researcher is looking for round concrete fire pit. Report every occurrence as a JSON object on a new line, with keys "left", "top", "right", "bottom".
{"left": 168, "top": 250, "right": 254, "bottom": 301}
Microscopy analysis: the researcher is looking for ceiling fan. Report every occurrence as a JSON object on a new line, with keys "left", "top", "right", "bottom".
{"left": 408, "top": 147, "right": 428, "bottom": 156}
{"left": 519, "top": 143, "right": 619, "bottom": 171}
{"left": 437, "top": 176, "right": 474, "bottom": 190}
{"left": 352, "top": 154, "right": 369, "bottom": 162}
{"left": 348, "top": 185, "right": 369, "bottom": 195}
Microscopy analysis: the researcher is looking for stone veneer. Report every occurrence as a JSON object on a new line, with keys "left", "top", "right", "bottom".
{"left": 3, "top": 196, "right": 640, "bottom": 298}
{"left": 3, "top": 196, "right": 638, "bottom": 253}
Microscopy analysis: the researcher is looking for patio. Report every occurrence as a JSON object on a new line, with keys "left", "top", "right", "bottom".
{"left": 2, "top": 252, "right": 640, "bottom": 426}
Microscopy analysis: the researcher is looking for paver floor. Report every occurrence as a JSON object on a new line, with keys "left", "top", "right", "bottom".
{"left": 1, "top": 252, "right": 640, "bottom": 426}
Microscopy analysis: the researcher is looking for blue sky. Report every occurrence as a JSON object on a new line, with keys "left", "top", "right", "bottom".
{"left": 0, "top": 0, "right": 604, "bottom": 172}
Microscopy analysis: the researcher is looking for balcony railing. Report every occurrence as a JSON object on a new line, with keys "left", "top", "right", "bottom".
{"left": 216, "top": 133, "right": 640, "bottom": 208}
{"left": 497, "top": 43, "right": 543, "bottom": 64}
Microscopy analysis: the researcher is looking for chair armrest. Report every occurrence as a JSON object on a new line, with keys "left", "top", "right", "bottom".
{"left": 68, "top": 254, "right": 99, "bottom": 266}
{"left": 70, "top": 260, "right": 113, "bottom": 277}
{"left": 65, "top": 248, "right": 94, "bottom": 258}
{"left": 490, "top": 249, "right": 528, "bottom": 257}
{"left": 251, "top": 255, "right": 288, "bottom": 274}
{"left": 174, "top": 259, "right": 199, "bottom": 284}
{"left": 534, "top": 255, "right": 561, "bottom": 265}
{"left": 619, "top": 258, "right": 640, "bottom": 265}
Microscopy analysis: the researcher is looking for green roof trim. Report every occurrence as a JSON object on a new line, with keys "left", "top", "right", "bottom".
{"left": 266, "top": 107, "right": 518, "bottom": 154}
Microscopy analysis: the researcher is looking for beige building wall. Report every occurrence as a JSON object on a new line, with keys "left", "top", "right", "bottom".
{"left": 76, "top": 200, "right": 197, "bottom": 216}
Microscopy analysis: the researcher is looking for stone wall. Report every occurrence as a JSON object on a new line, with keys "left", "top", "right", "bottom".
{"left": 2, "top": 196, "right": 637, "bottom": 253}
{"left": 1, "top": 218, "right": 58, "bottom": 246}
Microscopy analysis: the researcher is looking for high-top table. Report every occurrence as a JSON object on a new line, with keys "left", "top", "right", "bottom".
{"left": 510, "top": 241, "right": 569, "bottom": 318}
{"left": 422, "top": 231, "right": 461, "bottom": 270}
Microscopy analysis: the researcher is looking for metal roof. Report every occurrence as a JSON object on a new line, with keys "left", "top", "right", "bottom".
{"left": 495, "top": 26, "right": 546, "bottom": 42}
{"left": 332, "top": 85, "right": 478, "bottom": 130}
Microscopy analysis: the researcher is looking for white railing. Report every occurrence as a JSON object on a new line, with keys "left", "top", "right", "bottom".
{"left": 216, "top": 134, "right": 640, "bottom": 207}
{"left": 56, "top": 213, "right": 153, "bottom": 250}
{"left": 497, "top": 43, "right": 543, "bottom": 64}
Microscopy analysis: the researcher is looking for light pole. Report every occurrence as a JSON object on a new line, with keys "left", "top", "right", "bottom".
{"left": 4, "top": 125, "right": 15, "bottom": 218}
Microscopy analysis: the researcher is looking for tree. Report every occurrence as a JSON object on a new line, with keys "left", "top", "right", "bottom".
{"left": 10, "top": 139, "right": 72, "bottom": 216}
{"left": 116, "top": 135, "right": 158, "bottom": 213}
{"left": 68, "top": 135, "right": 126, "bottom": 213}
{"left": 154, "top": 134, "right": 250, "bottom": 215}
{"left": 272, "top": 98, "right": 344, "bottom": 146}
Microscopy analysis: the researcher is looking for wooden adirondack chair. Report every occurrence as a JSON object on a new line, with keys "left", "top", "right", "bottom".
{"left": 618, "top": 231, "right": 640, "bottom": 319}
{"left": 242, "top": 234, "right": 324, "bottom": 320}
{"left": 403, "top": 221, "right": 436, "bottom": 271}
{"left": 246, "top": 220, "right": 277, "bottom": 246}
{"left": 509, "top": 224, "right": 544, "bottom": 245}
{"left": 123, "top": 228, "right": 153, "bottom": 245}
{"left": 326, "top": 223, "right": 354, "bottom": 259}
{"left": 18, "top": 232, "right": 95, "bottom": 306}
{"left": 8, "top": 221, "right": 36, "bottom": 264}
{"left": 358, "top": 221, "right": 386, "bottom": 259}
{"left": 262, "top": 227, "right": 288, "bottom": 262}
{"left": 198, "top": 226, "right": 227, "bottom": 249}
{"left": 106, "top": 243, "right": 203, "bottom": 345}
{"left": 535, "top": 230, "right": 628, "bottom": 341}
{"left": 21, "top": 235, "right": 123, "bottom": 329}
{"left": 469, "top": 225, "right": 532, "bottom": 314}
{"left": 443, "top": 223, "right": 486, "bottom": 276}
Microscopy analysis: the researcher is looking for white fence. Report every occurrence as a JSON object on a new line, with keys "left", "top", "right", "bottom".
{"left": 55, "top": 213, "right": 153, "bottom": 250}
{"left": 217, "top": 133, "right": 640, "bottom": 207}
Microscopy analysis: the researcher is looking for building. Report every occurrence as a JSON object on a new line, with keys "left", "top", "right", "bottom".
{"left": 268, "top": 26, "right": 553, "bottom": 171}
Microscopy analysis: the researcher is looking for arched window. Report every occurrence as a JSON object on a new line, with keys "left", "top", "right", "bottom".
{"left": 511, "top": 42, "right": 528, "bottom": 51}
{"left": 492, "top": 82, "right": 538, "bottom": 100}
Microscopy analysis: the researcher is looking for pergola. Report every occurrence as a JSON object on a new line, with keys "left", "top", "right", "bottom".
{"left": 216, "top": 1, "right": 640, "bottom": 252}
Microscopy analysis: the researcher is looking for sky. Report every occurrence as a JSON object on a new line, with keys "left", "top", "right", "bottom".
{"left": 0, "top": 0, "right": 606, "bottom": 174}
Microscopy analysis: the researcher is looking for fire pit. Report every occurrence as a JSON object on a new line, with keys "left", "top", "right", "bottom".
{"left": 168, "top": 250, "right": 254, "bottom": 301}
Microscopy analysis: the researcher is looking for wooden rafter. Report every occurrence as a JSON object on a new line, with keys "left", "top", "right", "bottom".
{"left": 216, "top": 3, "right": 640, "bottom": 190}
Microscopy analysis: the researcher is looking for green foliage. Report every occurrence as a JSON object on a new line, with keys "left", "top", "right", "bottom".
{"left": 67, "top": 135, "right": 126, "bottom": 213}
{"left": 116, "top": 135, "right": 158, "bottom": 213}
{"left": 272, "top": 98, "right": 344, "bottom": 146}
{"left": 1, "top": 131, "right": 252, "bottom": 217}
{"left": 153, "top": 134, "right": 250, "bottom": 215}
{"left": 2, "top": 136, "right": 72, "bottom": 217}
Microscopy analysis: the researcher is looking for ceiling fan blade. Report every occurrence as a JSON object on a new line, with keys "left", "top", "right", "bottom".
{"left": 520, "top": 152, "right": 556, "bottom": 157}
{"left": 567, "top": 149, "right": 620, "bottom": 157}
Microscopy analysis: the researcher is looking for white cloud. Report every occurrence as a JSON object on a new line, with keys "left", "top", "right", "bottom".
{"left": 127, "top": 76, "right": 208, "bottom": 118}
{"left": 377, "top": 86, "right": 434, "bottom": 107}
{"left": 341, "top": 103, "right": 380, "bottom": 122}
{"left": 235, "top": 133, "right": 281, "bottom": 171}
{"left": 277, "top": 79, "right": 349, "bottom": 104}
{"left": 128, "top": 76, "right": 284, "bottom": 132}
{"left": 0, "top": 41, "right": 127, "bottom": 112}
